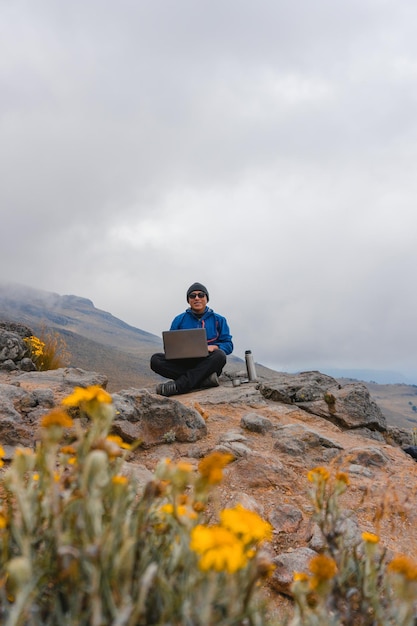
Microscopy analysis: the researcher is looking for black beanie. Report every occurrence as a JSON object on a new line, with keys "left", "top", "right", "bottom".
{"left": 186, "top": 282, "right": 209, "bottom": 302}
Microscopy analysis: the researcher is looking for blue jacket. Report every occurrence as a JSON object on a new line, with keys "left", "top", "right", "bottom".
{"left": 170, "top": 307, "right": 233, "bottom": 355}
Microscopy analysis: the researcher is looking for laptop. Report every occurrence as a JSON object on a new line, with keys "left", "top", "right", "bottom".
{"left": 162, "top": 328, "right": 208, "bottom": 360}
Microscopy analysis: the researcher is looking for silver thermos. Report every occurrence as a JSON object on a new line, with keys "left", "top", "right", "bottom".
{"left": 245, "top": 350, "right": 257, "bottom": 381}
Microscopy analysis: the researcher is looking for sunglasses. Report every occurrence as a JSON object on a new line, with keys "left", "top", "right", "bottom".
{"left": 188, "top": 292, "right": 206, "bottom": 299}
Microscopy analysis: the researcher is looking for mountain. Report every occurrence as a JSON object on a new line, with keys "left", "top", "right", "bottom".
{"left": 321, "top": 367, "right": 415, "bottom": 385}
{"left": 0, "top": 282, "right": 163, "bottom": 391}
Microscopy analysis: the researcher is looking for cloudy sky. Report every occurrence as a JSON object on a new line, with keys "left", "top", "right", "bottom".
{"left": 2, "top": 0, "right": 417, "bottom": 382}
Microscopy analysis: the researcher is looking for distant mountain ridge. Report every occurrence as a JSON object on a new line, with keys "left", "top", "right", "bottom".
{"left": 321, "top": 367, "right": 415, "bottom": 386}
{"left": 0, "top": 283, "right": 159, "bottom": 346}
{"left": 0, "top": 282, "right": 162, "bottom": 390}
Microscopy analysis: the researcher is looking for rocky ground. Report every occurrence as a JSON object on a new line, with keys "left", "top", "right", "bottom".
{"left": 1, "top": 366, "right": 417, "bottom": 618}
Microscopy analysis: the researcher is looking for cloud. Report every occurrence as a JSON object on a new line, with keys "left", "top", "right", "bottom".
{"left": 1, "top": 0, "right": 417, "bottom": 381}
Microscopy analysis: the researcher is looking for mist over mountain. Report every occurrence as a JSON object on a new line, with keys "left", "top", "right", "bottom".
{"left": 0, "top": 282, "right": 162, "bottom": 390}
{"left": 320, "top": 368, "right": 415, "bottom": 386}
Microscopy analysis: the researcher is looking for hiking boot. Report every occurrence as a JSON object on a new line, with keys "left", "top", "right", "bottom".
{"left": 156, "top": 381, "right": 179, "bottom": 397}
{"left": 200, "top": 372, "right": 220, "bottom": 389}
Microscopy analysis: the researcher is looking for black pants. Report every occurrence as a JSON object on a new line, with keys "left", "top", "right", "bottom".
{"left": 150, "top": 350, "right": 226, "bottom": 394}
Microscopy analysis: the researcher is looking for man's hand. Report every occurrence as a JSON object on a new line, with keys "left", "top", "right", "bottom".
{"left": 207, "top": 345, "right": 219, "bottom": 352}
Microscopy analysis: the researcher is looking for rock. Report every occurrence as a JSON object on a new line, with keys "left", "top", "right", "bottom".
{"left": 0, "top": 322, "right": 33, "bottom": 338}
{"left": 347, "top": 446, "right": 390, "bottom": 467}
{"left": 348, "top": 464, "right": 374, "bottom": 478}
{"left": 386, "top": 426, "right": 412, "bottom": 447}
{"left": 0, "top": 369, "right": 109, "bottom": 448}
{"left": 121, "top": 462, "right": 154, "bottom": 493}
{"left": 228, "top": 492, "right": 265, "bottom": 516}
{"left": 0, "top": 419, "right": 33, "bottom": 447}
{"left": 0, "top": 384, "right": 28, "bottom": 421}
{"left": 403, "top": 446, "right": 417, "bottom": 461}
{"left": 334, "top": 514, "right": 361, "bottom": 550}
{"left": 259, "top": 371, "right": 339, "bottom": 404}
{"left": 111, "top": 388, "right": 207, "bottom": 447}
{"left": 15, "top": 367, "right": 108, "bottom": 391}
{"left": 270, "top": 547, "right": 318, "bottom": 596}
{"left": 240, "top": 412, "right": 274, "bottom": 434}
{"left": 0, "top": 330, "right": 27, "bottom": 363}
{"left": 321, "top": 383, "right": 387, "bottom": 431}
{"left": 215, "top": 430, "right": 253, "bottom": 457}
{"left": 270, "top": 505, "right": 304, "bottom": 534}
{"left": 197, "top": 381, "right": 267, "bottom": 407}
{"left": 20, "top": 357, "right": 37, "bottom": 372}
{"left": 218, "top": 430, "right": 248, "bottom": 444}
{"left": 0, "top": 325, "right": 37, "bottom": 371}
{"left": 308, "top": 523, "right": 326, "bottom": 551}
{"left": 215, "top": 442, "right": 252, "bottom": 458}
{"left": 272, "top": 424, "right": 343, "bottom": 457}
{"left": 223, "top": 456, "right": 285, "bottom": 491}
{"left": 350, "top": 428, "right": 385, "bottom": 442}
{"left": 259, "top": 372, "right": 387, "bottom": 432}
{"left": 0, "top": 359, "right": 18, "bottom": 371}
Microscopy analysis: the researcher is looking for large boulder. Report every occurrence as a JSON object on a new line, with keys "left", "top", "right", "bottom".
{"left": 111, "top": 388, "right": 208, "bottom": 447}
{"left": 0, "top": 368, "right": 109, "bottom": 446}
{"left": 270, "top": 547, "right": 318, "bottom": 596}
{"left": 15, "top": 367, "right": 108, "bottom": 389}
{"left": 0, "top": 322, "right": 36, "bottom": 371}
{"left": 0, "top": 330, "right": 27, "bottom": 364}
{"left": 259, "top": 371, "right": 387, "bottom": 432}
{"left": 0, "top": 322, "right": 33, "bottom": 338}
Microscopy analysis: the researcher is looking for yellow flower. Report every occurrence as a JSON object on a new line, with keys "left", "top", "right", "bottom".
{"left": 41, "top": 409, "right": 74, "bottom": 428}
{"left": 112, "top": 475, "right": 129, "bottom": 486}
{"left": 24, "top": 336, "right": 45, "bottom": 357}
{"left": 309, "top": 554, "right": 337, "bottom": 582}
{"left": 176, "top": 461, "right": 194, "bottom": 473}
{"left": 307, "top": 467, "right": 330, "bottom": 483}
{"left": 159, "top": 503, "right": 198, "bottom": 521}
{"left": 220, "top": 505, "right": 272, "bottom": 545}
{"left": 198, "top": 451, "right": 234, "bottom": 485}
{"left": 362, "top": 531, "right": 379, "bottom": 544}
{"left": 60, "top": 445, "right": 76, "bottom": 455}
{"left": 190, "top": 525, "right": 248, "bottom": 573}
{"left": 176, "top": 505, "right": 197, "bottom": 520}
{"left": 106, "top": 435, "right": 132, "bottom": 451}
{"left": 336, "top": 471, "right": 350, "bottom": 486}
{"left": 160, "top": 503, "right": 174, "bottom": 515}
{"left": 388, "top": 556, "right": 417, "bottom": 581}
{"left": 62, "top": 385, "right": 112, "bottom": 407}
{"left": 293, "top": 571, "right": 309, "bottom": 582}
{"left": 0, "top": 514, "right": 7, "bottom": 529}
{"left": 0, "top": 444, "right": 5, "bottom": 468}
